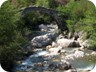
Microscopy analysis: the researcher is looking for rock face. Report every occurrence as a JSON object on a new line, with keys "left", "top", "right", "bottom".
{"left": 31, "top": 33, "right": 58, "bottom": 47}
{"left": 57, "top": 38, "right": 80, "bottom": 48}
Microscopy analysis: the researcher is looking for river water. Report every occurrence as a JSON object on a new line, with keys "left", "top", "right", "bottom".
{"left": 15, "top": 24, "right": 96, "bottom": 72}
{"left": 15, "top": 48, "right": 95, "bottom": 72}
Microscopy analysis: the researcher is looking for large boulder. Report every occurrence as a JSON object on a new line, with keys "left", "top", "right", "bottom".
{"left": 57, "top": 38, "right": 80, "bottom": 48}
{"left": 31, "top": 33, "right": 58, "bottom": 47}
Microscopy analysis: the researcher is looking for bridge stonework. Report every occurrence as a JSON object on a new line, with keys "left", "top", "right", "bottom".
{"left": 22, "top": 6, "right": 68, "bottom": 32}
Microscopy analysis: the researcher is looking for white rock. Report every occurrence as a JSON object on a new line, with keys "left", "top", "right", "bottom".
{"left": 48, "top": 46, "right": 62, "bottom": 53}
{"left": 74, "top": 50, "right": 85, "bottom": 58}
{"left": 52, "top": 42, "right": 57, "bottom": 47}
{"left": 57, "top": 38, "right": 80, "bottom": 48}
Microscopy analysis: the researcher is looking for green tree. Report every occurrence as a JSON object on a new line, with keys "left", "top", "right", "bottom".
{"left": 57, "top": 0, "right": 96, "bottom": 49}
{"left": 0, "top": 1, "right": 27, "bottom": 71}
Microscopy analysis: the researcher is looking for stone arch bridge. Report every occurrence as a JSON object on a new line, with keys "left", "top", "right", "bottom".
{"left": 22, "top": 6, "right": 68, "bottom": 32}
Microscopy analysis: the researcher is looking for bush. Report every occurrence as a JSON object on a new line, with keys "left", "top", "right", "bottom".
{"left": 57, "top": 0, "right": 96, "bottom": 50}
{"left": 0, "top": 1, "right": 28, "bottom": 71}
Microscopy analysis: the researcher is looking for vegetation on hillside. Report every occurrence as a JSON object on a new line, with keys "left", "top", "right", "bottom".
{"left": 58, "top": 0, "right": 96, "bottom": 49}
{"left": 0, "top": 0, "right": 96, "bottom": 71}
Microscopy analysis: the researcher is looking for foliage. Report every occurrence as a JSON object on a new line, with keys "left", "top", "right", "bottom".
{"left": 57, "top": 0, "right": 96, "bottom": 49}
{"left": 23, "top": 11, "right": 53, "bottom": 30}
{"left": 35, "top": 0, "right": 50, "bottom": 8}
{"left": 16, "top": 0, "right": 31, "bottom": 8}
{"left": 0, "top": 0, "right": 96, "bottom": 71}
{"left": 35, "top": 0, "right": 58, "bottom": 8}
{"left": 0, "top": 1, "right": 18, "bottom": 45}
{"left": 0, "top": 1, "right": 28, "bottom": 71}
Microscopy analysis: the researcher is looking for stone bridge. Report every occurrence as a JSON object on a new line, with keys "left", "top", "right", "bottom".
{"left": 22, "top": 6, "right": 68, "bottom": 32}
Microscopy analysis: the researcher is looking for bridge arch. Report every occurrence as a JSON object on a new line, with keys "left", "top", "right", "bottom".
{"left": 22, "top": 6, "right": 68, "bottom": 32}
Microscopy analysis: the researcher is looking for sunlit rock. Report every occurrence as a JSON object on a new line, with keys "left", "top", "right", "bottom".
{"left": 65, "top": 49, "right": 85, "bottom": 61}
{"left": 51, "top": 41, "right": 57, "bottom": 47}
{"left": 57, "top": 38, "right": 80, "bottom": 48}
{"left": 48, "top": 46, "right": 62, "bottom": 55}
{"left": 74, "top": 50, "right": 85, "bottom": 58}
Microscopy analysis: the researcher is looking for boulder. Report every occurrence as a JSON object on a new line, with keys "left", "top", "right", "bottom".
{"left": 31, "top": 33, "right": 58, "bottom": 47}
{"left": 31, "top": 35, "right": 51, "bottom": 47}
{"left": 65, "top": 50, "right": 85, "bottom": 60}
{"left": 57, "top": 38, "right": 80, "bottom": 48}
{"left": 48, "top": 46, "right": 62, "bottom": 55}
{"left": 74, "top": 50, "right": 85, "bottom": 58}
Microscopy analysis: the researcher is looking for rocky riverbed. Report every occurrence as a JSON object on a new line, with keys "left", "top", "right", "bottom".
{"left": 14, "top": 24, "right": 96, "bottom": 72}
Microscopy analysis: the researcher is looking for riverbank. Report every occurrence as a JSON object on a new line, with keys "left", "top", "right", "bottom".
{"left": 14, "top": 24, "right": 96, "bottom": 72}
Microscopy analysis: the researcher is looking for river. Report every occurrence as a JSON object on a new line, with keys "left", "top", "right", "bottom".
{"left": 14, "top": 24, "right": 96, "bottom": 72}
